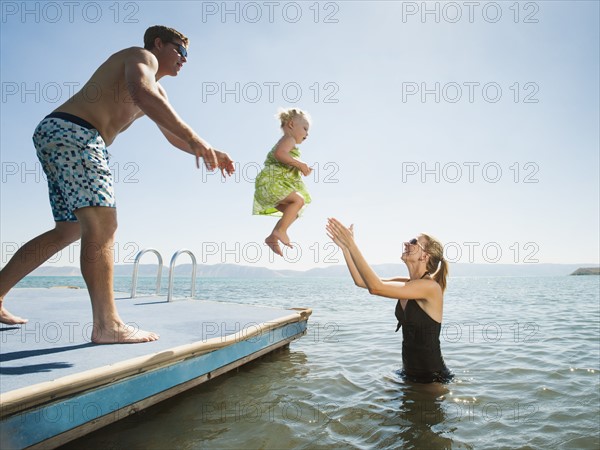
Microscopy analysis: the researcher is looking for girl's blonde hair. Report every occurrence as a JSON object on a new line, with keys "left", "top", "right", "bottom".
{"left": 276, "top": 107, "right": 311, "bottom": 128}
{"left": 420, "top": 233, "right": 449, "bottom": 293}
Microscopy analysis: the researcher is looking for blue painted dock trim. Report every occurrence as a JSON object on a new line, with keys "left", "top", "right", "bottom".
{"left": 2, "top": 322, "right": 306, "bottom": 449}
{"left": 0, "top": 289, "right": 312, "bottom": 449}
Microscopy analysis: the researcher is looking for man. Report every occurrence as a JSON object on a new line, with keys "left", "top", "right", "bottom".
{"left": 0, "top": 26, "right": 234, "bottom": 343}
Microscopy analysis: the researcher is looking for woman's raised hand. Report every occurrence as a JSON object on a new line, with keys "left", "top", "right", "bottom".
{"left": 326, "top": 218, "right": 355, "bottom": 249}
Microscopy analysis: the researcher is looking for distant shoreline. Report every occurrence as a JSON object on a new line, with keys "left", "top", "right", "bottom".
{"left": 570, "top": 267, "right": 600, "bottom": 276}
{"left": 15, "top": 263, "right": 600, "bottom": 278}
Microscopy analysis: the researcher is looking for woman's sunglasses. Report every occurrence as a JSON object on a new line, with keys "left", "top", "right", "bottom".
{"left": 408, "top": 238, "right": 426, "bottom": 252}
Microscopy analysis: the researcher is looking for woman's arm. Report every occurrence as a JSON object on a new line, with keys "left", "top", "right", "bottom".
{"left": 334, "top": 225, "right": 368, "bottom": 288}
{"left": 331, "top": 224, "right": 406, "bottom": 286}
{"left": 341, "top": 248, "right": 367, "bottom": 288}
{"left": 326, "top": 218, "right": 437, "bottom": 301}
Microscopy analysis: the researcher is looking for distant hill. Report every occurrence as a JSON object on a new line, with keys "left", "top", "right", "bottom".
{"left": 27, "top": 262, "right": 595, "bottom": 278}
{"left": 570, "top": 267, "right": 600, "bottom": 276}
{"left": 27, "top": 266, "right": 83, "bottom": 277}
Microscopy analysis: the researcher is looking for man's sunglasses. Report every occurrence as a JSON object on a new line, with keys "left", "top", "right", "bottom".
{"left": 169, "top": 42, "right": 188, "bottom": 58}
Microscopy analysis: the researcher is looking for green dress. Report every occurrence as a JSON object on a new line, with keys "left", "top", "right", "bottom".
{"left": 253, "top": 146, "right": 312, "bottom": 217}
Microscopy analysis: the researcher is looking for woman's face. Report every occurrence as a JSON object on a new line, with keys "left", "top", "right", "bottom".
{"left": 401, "top": 235, "right": 426, "bottom": 262}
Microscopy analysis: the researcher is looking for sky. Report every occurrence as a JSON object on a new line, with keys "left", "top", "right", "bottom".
{"left": 1, "top": 0, "right": 599, "bottom": 272}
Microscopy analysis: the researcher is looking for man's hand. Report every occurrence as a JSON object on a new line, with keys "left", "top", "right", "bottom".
{"left": 190, "top": 141, "right": 218, "bottom": 171}
{"left": 214, "top": 150, "right": 235, "bottom": 177}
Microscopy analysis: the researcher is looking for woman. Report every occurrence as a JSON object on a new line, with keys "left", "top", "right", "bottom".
{"left": 326, "top": 218, "right": 453, "bottom": 384}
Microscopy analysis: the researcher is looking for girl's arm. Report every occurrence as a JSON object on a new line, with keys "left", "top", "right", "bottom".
{"left": 273, "top": 136, "right": 311, "bottom": 176}
{"left": 326, "top": 218, "right": 437, "bottom": 301}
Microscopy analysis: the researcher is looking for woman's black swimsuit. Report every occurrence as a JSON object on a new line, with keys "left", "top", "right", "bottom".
{"left": 395, "top": 299, "right": 454, "bottom": 384}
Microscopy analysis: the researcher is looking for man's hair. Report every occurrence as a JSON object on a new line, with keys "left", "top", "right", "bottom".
{"left": 144, "top": 25, "right": 189, "bottom": 50}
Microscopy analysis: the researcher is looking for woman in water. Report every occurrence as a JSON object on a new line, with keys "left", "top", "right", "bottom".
{"left": 326, "top": 218, "right": 453, "bottom": 384}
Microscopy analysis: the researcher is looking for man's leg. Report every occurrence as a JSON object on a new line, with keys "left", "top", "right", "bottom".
{"left": 75, "top": 206, "right": 159, "bottom": 344}
{"left": 0, "top": 222, "right": 80, "bottom": 324}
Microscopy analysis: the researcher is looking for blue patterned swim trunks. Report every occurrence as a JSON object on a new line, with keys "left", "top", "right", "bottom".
{"left": 32, "top": 112, "right": 115, "bottom": 222}
{"left": 33, "top": 113, "right": 116, "bottom": 222}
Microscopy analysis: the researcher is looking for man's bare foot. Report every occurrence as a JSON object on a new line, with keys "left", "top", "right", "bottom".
{"left": 91, "top": 322, "right": 159, "bottom": 344}
{"left": 265, "top": 235, "right": 284, "bottom": 256}
{"left": 0, "top": 299, "right": 28, "bottom": 325}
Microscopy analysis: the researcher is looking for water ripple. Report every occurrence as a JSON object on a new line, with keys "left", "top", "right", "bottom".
{"left": 34, "top": 275, "right": 600, "bottom": 450}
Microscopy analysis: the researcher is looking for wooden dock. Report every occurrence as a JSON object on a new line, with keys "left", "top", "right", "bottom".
{"left": 0, "top": 288, "right": 311, "bottom": 449}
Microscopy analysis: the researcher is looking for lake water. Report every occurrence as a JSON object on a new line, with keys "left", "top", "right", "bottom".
{"left": 14, "top": 275, "right": 600, "bottom": 449}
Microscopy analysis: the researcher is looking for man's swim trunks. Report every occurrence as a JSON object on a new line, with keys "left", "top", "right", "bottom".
{"left": 33, "top": 112, "right": 115, "bottom": 222}
{"left": 253, "top": 146, "right": 311, "bottom": 217}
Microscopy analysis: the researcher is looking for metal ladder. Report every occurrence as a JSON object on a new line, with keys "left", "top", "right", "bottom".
{"left": 130, "top": 248, "right": 197, "bottom": 302}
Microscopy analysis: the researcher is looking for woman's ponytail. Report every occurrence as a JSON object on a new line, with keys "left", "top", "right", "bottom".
{"left": 421, "top": 233, "right": 448, "bottom": 293}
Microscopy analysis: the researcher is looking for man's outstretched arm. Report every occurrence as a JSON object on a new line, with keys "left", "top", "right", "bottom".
{"left": 158, "top": 121, "right": 235, "bottom": 177}
{"left": 124, "top": 49, "right": 217, "bottom": 170}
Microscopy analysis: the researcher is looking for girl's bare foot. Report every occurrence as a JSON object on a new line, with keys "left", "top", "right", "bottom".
{"left": 265, "top": 235, "right": 283, "bottom": 256}
{"left": 272, "top": 230, "right": 292, "bottom": 248}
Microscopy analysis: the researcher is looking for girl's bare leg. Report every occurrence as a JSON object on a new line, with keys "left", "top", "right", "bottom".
{"left": 265, "top": 192, "right": 305, "bottom": 256}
